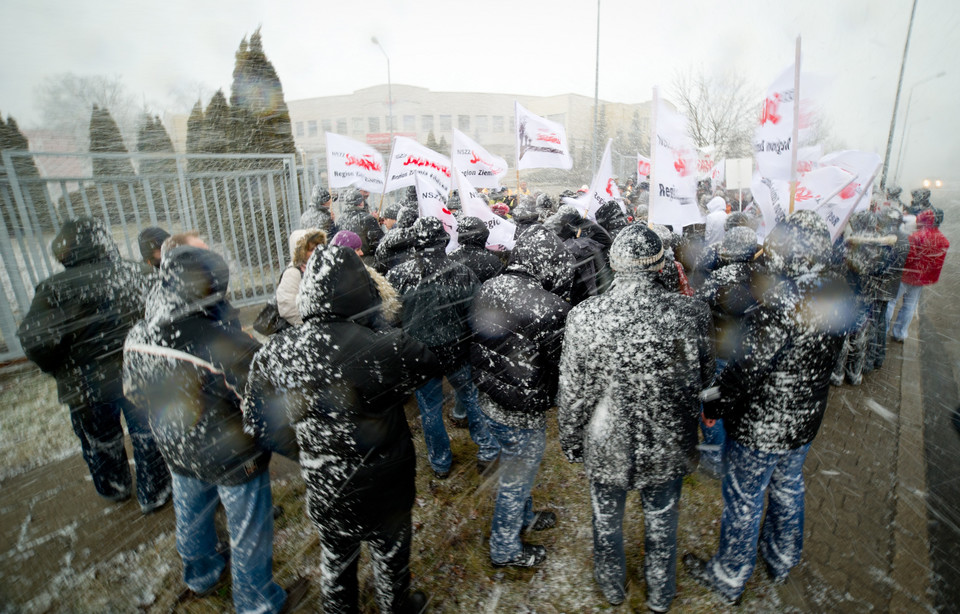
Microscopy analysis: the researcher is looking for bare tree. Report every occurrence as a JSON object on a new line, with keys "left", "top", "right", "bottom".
{"left": 671, "top": 69, "right": 757, "bottom": 159}
{"left": 34, "top": 73, "right": 141, "bottom": 150}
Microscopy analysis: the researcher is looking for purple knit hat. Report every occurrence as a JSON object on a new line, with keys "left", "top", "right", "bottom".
{"left": 331, "top": 230, "right": 362, "bottom": 251}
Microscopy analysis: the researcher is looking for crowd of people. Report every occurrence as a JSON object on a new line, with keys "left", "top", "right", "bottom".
{"left": 15, "top": 178, "right": 949, "bottom": 613}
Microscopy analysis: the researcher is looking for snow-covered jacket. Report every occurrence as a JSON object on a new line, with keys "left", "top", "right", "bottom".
{"left": 558, "top": 273, "right": 714, "bottom": 489}
{"left": 386, "top": 217, "right": 481, "bottom": 373}
{"left": 704, "top": 212, "right": 854, "bottom": 452}
{"left": 337, "top": 208, "right": 383, "bottom": 263}
{"left": 18, "top": 217, "right": 149, "bottom": 407}
{"left": 450, "top": 216, "right": 503, "bottom": 283}
{"left": 123, "top": 246, "right": 269, "bottom": 486}
{"left": 901, "top": 209, "right": 949, "bottom": 286}
{"left": 300, "top": 205, "right": 334, "bottom": 234}
{"left": 471, "top": 226, "right": 574, "bottom": 429}
{"left": 696, "top": 261, "right": 760, "bottom": 364}
{"left": 374, "top": 225, "right": 417, "bottom": 274}
{"left": 243, "top": 246, "right": 441, "bottom": 524}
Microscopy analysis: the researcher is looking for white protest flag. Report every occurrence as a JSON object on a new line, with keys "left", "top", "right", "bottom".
{"left": 385, "top": 136, "right": 453, "bottom": 195}
{"left": 710, "top": 159, "right": 726, "bottom": 189}
{"left": 454, "top": 165, "right": 516, "bottom": 251}
{"left": 819, "top": 150, "right": 882, "bottom": 213}
{"left": 796, "top": 145, "right": 822, "bottom": 175}
{"left": 637, "top": 154, "right": 651, "bottom": 183}
{"left": 575, "top": 139, "right": 625, "bottom": 220}
{"left": 325, "top": 132, "right": 386, "bottom": 194}
{"left": 793, "top": 166, "right": 860, "bottom": 241}
{"left": 697, "top": 146, "right": 717, "bottom": 181}
{"left": 451, "top": 129, "right": 508, "bottom": 190}
{"left": 515, "top": 101, "right": 573, "bottom": 170}
{"left": 753, "top": 63, "right": 820, "bottom": 181}
{"left": 413, "top": 171, "right": 459, "bottom": 253}
{"left": 751, "top": 172, "right": 790, "bottom": 240}
{"left": 649, "top": 97, "right": 702, "bottom": 232}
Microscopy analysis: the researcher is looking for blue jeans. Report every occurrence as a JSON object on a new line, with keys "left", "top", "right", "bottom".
{"left": 887, "top": 282, "right": 922, "bottom": 340}
{"left": 69, "top": 396, "right": 170, "bottom": 511}
{"left": 414, "top": 363, "right": 499, "bottom": 473}
{"left": 171, "top": 471, "right": 286, "bottom": 614}
{"left": 705, "top": 439, "right": 811, "bottom": 600}
{"left": 591, "top": 477, "right": 683, "bottom": 610}
{"left": 486, "top": 417, "right": 546, "bottom": 563}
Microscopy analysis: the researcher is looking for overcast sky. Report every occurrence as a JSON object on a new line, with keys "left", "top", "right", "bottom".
{"left": 2, "top": 0, "right": 957, "bottom": 189}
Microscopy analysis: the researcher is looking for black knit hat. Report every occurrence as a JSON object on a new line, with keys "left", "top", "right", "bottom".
{"left": 138, "top": 226, "right": 170, "bottom": 260}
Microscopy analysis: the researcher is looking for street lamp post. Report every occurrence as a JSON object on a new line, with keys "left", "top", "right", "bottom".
{"left": 371, "top": 37, "right": 393, "bottom": 141}
{"left": 893, "top": 71, "right": 946, "bottom": 186}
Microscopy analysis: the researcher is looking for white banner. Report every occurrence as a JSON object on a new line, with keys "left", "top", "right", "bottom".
{"left": 515, "top": 101, "right": 573, "bottom": 170}
{"left": 451, "top": 129, "right": 508, "bottom": 190}
{"left": 819, "top": 150, "right": 882, "bottom": 213}
{"left": 325, "top": 132, "right": 386, "bottom": 193}
{"left": 637, "top": 154, "right": 651, "bottom": 183}
{"left": 650, "top": 99, "right": 702, "bottom": 232}
{"left": 751, "top": 172, "right": 790, "bottom": 241}
{"left": 710, "top": 159, "right": 726, "bottom": 188}
{"left": 454, "top": 165, "right": 516, "bottom": 251}
{"left": 414, "top": 172, "right": 458, "bottom": 253}
{"left": 794, "top": 166, "right": 859, "bottom": 242}
{"left": 385, "top": 136, "right": 453, "bottom": 195}
{"left": 573, "top": 139, "right": 625, "bottom": 220}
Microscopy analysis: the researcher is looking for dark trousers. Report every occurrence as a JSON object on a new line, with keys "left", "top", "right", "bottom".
{"left": 317, "top": 508, "right": 414, "bottom": 614}
{"left": 69, "top": 396, "right": 170, "bottom": 509}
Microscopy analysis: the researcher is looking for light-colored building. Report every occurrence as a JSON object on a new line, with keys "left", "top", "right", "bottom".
{"left": 286, "top": 84, "right": 653, "bottom": 174}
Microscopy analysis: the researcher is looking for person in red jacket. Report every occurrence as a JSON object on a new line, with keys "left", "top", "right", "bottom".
{"left": 886, "top": 208, "right": 949, "bottom": 341}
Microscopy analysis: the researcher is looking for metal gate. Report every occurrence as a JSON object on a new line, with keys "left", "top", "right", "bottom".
{"left": 0, "top": 151, "right": 305, "bottom": 362}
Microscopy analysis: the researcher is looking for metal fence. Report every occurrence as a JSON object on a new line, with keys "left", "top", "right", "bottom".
{"left": 0, "top": 151, "right": 305, "bottom": 362}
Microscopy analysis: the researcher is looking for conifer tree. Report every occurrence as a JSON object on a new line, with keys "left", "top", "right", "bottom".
{"left": 137, "top": 114, "right": 177, "bottom": 176}
{"left": 89, "top": 105, "right": 135, "bottom": 178}
{"left": 185, "top": 100, "right": 205, "bottom": 171}
{"left": 229, "top": 28, "right": 295, "bottom": 164}
{"left": 0, "top": 115, "right": 55, "bottom": 231}
{"left": 426, "top": 130, "right": 439, "bottom": 152}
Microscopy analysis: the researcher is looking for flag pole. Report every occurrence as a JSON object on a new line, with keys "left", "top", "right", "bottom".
{"left": 648, "top": 86, "right": 659, "bottom": 228}
{"left": 837, "top": 162, "right": 882, "bottom": 233}
{"left": 788, "top": 35, "right": 801, "bottom": 214}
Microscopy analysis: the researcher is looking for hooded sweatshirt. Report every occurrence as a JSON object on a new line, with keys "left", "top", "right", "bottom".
{"left": 123, "top": 246, "right": 268, "bottom": 485}
{"left": 18, "top": 217, "right": 149, "bottom": 406}
{"left": 243, "top": 246, "right": 441, "bottom": 525}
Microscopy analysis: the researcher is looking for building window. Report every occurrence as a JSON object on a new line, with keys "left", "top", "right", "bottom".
{"left": 353, "top": 117, "right": 364, "bottom": 133}
{"left": 336, "top": 119, "right": 347, "bottom": 134}
{"left": 385, "top": 116, "right": 393, "bottom": 131}
{"left": 439, "top": 115, "right": 452, "bottom": 131}
{"left": 369, "top": 117, "right": 380, "bottom": 132}
{"left": 403, "top": 115, "right": 416, "bottom": 132}
{"left": 492, "top": 116, "right": 504, "bottom": 133}
{"left": 548, "top": 113, "right": 566, "bottom": 127}
{"left": 321, "top": 119, "right": 332, "bottom": 133}
{"left": 458, "top": 115, "right": 470, "bottom": 130}
{"left": 295, "top": 122, "right": 304, "bottom": 137}
{"left": 307, "top": 120, "right": 318, "bottom": 137}
{"left": 476, "top": 115, "right": 489, "bottom": 132}
{"left": 422, "top": 115, "right": 434, "bottom": 133}
{"left": 509, "top": 116, "right": 515, "bottom": 133}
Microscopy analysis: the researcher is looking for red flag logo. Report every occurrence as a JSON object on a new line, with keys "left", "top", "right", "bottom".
{"left": 760, "top": 94, "right": 782, "bottom": 126}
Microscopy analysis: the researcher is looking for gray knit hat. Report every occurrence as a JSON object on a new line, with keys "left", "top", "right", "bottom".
{"left": 609, "top": 224, "right": 664, "bottom": 272}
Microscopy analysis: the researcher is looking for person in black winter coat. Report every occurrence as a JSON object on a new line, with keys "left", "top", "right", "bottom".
{"left": 337, "top": 188, "right": 383, "bottom": 266}
{"left": 244, "top": 245, "right": 440, "bottom": 613}
{"left": 594, "top": 200, "right": 630, "bottom": 242}
{"left": 684, "top": 211, "right": 855, "bottom": 605}
{"left": 558, "top": 224, "right": 714, "bottom": 609}
{"left": 301, "top": 185, "right": 336, "bottom": 234}
{"left": 693, "top": 226, "right": 761, "bottom": 477}
{"left": 374, "top": 206, "right": 419, "bottom": 274}
{"left": 867, "top": 206, "right": 909, "bottom": 370}
{"left": 450, "top": 216, "right": 504, "bottom": 283}
{"left": 386, "top": 217, "right": 500, "bottom": 478}
{"left": 546, "top": 205, "right": 612, "bottom": 305}
{"left": 471, "top": 225, "right": 574, "bottom": 569}
{"left": 123, "top": 246, "right": 294, "bottom": 613}
{"left": 18, "top": 216, "right": 170, "bottom": 512}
